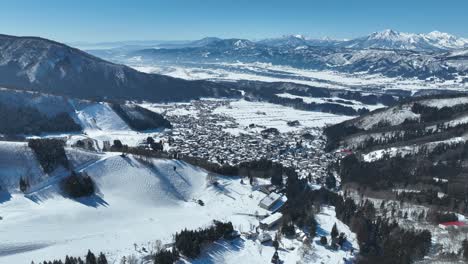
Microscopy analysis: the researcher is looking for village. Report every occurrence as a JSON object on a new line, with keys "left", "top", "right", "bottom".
{"left": 148, "top": 99, "right": 336, "bottom": 182}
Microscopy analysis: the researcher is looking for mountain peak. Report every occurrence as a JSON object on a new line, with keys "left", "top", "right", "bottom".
{"left": 369, "top": 29, "right": 406, "bottom": 40}
{"left": 292, "top": 34, "right": 306, "bottom": 40}
{"left": 344, "top": 29, "right": 468, "bottom": 51}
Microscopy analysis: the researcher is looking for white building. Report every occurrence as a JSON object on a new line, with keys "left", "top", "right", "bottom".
{"left": 260, "top": 212, "right": 283, "bottom": 229}
{"left": 259, "top": 192, "right": 282, "bottom": 210}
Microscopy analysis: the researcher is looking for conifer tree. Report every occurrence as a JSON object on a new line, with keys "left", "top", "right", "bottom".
{"left": 331, "top": 223, "right": 339, "bottom": 239}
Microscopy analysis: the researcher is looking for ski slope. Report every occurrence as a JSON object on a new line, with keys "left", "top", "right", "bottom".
{"left": 0, "top": 147, "right": 358, "bottom": 263}
{"left": 74, "top": 102, "right": 130, "bottom": 132}
{"left": 0, "top": 152, "right": 267, "bottom": 263}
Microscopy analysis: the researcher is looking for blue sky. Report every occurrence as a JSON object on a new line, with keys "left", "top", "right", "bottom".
{"left": 1, "top": 0, "right": 467, "bottom": 42}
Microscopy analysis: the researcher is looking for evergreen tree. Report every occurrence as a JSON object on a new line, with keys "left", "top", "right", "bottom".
{"left": 325, "top": 174, "right": 336, "bottom": 189}
{"left": 86, "top": 250, "right": 97, "bottom": 264}
{"left": 331, "top": 223, "right": 339, "bottom": 239}
{"left": 272, "top": 234, "right": 279, "bottom": 251}
{"left": 20, "top": 177, "right": 28, "bottom": 192}
{"left": 463, "top": 239, "right": 468, "bottom": 260}
{"left": 271, "top": 172, "right": 282, "bottom": 186}
{"left": 97, "top": 253, "right": 107, "bottom": 264}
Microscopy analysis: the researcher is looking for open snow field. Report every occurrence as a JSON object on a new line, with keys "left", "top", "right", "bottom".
{"left": 213, "top": 99, "right": 352, "bottom": 133}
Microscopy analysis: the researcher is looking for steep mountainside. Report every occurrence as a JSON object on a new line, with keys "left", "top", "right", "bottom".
{"left": 0, "top": 34, "right": 238, "bottom": 101}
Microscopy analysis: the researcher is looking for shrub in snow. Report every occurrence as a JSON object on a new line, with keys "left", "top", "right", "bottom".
{"left": 320, "top": 236, "right": 327, "bottom": 245}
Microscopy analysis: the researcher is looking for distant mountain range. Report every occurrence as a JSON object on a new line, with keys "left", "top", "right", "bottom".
{"left": 0, "top": 34, "right": 238, "bottom": 101}
{"left": 254, "top": 30, "right": 468, "bottom": 51}
{"left": 81, "top": 29, "right": 468, "bottom": 52}
{"left": 87, "top": 37, "right": 466, "bottom": 81}
{"left": 0, "top": 30, "right": 465, "bottom": 105}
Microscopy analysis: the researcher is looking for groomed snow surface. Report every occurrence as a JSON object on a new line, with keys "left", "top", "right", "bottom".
{"left": 0, "top": 144, "right": 358, "bottom": 263}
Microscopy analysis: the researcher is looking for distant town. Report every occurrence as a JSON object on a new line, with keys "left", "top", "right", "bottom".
{"left": 150, "top": 100, "right": 336, "bottom": 182}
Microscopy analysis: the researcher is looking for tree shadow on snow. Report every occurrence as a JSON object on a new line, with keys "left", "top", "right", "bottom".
{"left": 189, "top": 238, "right": 245, "bottom": 264}
{"left": 26, "top": 186, "right": 109, "bottom": 208}
{"left": 316, "top": 225, "right": 328, "bottom": 237}
{"left": 212, "top": 183, "right": 236, "bottom": 200}
{"left": 74, "top": 194, "right": 109, "bottom": 208}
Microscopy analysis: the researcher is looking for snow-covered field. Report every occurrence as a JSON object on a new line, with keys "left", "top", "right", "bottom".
{"left": 132, "top": 62, "right": 468, "bottom": 93}
{"left": 276, "top": 92, "right": 385, "bottom": 111}
{"left": 213, "top": 99, "right": 352, "bottom": 133}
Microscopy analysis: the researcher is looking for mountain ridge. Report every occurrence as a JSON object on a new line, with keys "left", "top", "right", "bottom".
{"left": 0, "top": 34, "right": 238, "bottom": 102}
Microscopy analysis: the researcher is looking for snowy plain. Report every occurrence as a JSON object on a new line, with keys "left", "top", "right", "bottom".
{"left": 132, "top": 62, "right": 468, "bottom": 94}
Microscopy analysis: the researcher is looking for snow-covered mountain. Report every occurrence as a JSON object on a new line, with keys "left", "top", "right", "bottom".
{"left": 257, "top": 35, "right": 343, "bottom": 48}
{"left": 118, "top": 41, "right": 467, "bottom": 81}
{"left": 341, "top": 29, "right": 468, "bottom": 51}
{"left": 257, "top": 35, "right": 310, "bottom": 47}
{"left": 256, "top": 30, "right": 468, "bottom": 51}
{"left": 0, "top": 34, "right": 237, "bottom": 101}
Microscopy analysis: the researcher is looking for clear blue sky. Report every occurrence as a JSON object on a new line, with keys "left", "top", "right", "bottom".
{"left": 1, "top": 0, "right": 467, "bottom": 42}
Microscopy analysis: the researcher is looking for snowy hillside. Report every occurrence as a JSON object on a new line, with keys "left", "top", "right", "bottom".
{"left": 0, "top": 34, "right": 237, "bottom": 102}
{"left": 0, "top": 147, "right": 358, "bottom": 263}
{"left": 73, "top": 102, "right": 130, "bottom": 131}
{"left": 325, "top": 94, "right": 468, "bottom": 162}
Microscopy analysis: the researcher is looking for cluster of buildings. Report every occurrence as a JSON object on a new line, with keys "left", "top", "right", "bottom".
{"left": 155, "top": 99, "right": 336, "bottom": 181}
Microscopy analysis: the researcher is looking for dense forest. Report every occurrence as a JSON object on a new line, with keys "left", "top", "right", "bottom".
{"left": 283, "top": 168, "right": 432, "bottom": 264}
{"left": 0, "top": 102, "right": 81, "bottom": 135}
